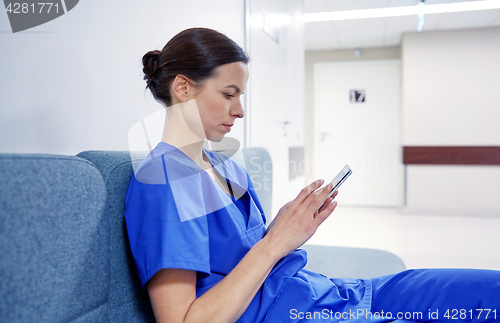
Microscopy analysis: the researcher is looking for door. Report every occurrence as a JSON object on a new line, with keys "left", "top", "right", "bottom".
{"left": 314, "top": 60, "right": 403, "bottom": 207}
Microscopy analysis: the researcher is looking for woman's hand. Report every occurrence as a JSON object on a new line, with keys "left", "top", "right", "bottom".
{"left": 263, "top": 179, "right": 338, "bottom": 258}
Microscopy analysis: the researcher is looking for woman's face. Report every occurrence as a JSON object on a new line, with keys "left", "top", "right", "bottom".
{"left": 189, "top": 62, "right": 249, "bottom": 142}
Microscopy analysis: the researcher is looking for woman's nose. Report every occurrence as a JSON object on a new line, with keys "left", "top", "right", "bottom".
{"left": 231, "top": 100, "right": 245, "bottom": 118}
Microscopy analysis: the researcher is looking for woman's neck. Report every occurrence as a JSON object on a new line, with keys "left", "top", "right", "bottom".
{"left": 161, "top": 100, "right": 208, "bottom": 166}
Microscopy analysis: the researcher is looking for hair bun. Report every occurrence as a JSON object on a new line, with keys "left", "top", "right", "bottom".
{"left": 142, "top": 50, "right": 161, "bottom": 83}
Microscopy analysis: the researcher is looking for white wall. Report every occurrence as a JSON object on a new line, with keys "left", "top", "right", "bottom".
{"left": 285, "top": 0, "right": 305, "bottom": 149}
{"left": 247, "top": 0, "right": 305, "bottom": 216}
{"left": 0, "top": 0, "right": 245, "bottom": 155}
{"left": 402, "top": 27, "right": 500, "bottom": 146}
{"left": 402, "top": 27, "right": 500, "bottom": 216}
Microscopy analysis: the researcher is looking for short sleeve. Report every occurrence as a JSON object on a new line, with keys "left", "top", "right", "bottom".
{"left": 124, "top": 154, "right": 210, "bottom": 287}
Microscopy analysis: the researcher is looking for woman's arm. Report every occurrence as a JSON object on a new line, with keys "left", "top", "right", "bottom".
{"left": 148, "top": 179, "right": 337, "bottom": 323}
{"left": 148, "top": 237, "right": 281, "bottom": 323}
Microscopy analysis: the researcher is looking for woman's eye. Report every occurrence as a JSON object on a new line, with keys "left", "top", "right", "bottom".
{"left": 225, "top": 93, "right": 235, "bottom": 99}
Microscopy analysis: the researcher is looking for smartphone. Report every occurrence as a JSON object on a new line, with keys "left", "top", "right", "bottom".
{"left": 320, "top": 165, "right": 352, "bottom": 208}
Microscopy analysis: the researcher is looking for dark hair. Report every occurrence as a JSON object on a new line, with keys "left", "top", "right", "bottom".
{"left": 142, "top": 28, "right": 250, "bottom": 106}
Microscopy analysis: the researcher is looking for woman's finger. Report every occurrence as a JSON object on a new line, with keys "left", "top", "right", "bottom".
{"left": 292, "top": 179, "right": 324, "bottom": 206}
{"left": 315, "top": 200, "right": 338, "bottom": 225}
{"left": 317, "top": 190, "right": 340, "bottom": 213}
{"left": 297, "top": 182, "right": 333, "bottom": 216}
{"left": 317, "top": 196, "right": 332, "bottom": 214}
{"left": 302, "top": 182, "right": 336, "bottom": 216}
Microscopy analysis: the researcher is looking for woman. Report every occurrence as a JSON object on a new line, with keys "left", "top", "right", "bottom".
{"left": 124, "top": 28, "right": 500, "bottom": 323}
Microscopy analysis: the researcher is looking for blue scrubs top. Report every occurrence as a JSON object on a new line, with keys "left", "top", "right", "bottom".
{"left": 124, "top": 142, "right": 372, "bottom": 323}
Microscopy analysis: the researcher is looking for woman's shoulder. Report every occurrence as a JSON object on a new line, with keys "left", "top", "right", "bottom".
{"left": 134, "top": 142, "right": 204, "bottom": 184}
{"left": 132, "top": 142, "right": 171, "bottom": 185}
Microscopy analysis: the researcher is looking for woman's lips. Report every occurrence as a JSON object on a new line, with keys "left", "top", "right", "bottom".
{"left": 223, "top": 124, "right": 233, "bottom": 132}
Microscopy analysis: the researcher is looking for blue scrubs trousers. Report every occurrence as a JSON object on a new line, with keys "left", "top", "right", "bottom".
{"left": 368, "top": 268, "right": 500, "bottom": 322}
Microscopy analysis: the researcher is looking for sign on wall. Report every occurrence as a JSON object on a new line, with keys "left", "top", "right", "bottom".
{"left": 350, "top": 89, "right": 366, "bottom": 103}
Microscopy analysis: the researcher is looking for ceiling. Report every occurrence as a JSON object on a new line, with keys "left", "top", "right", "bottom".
{"left": 303, "top": 0, "right": 500, "bottom": 51}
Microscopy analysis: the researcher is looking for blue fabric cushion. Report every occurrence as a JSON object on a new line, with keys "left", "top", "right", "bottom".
{"left": 0, "top": 154, "right": 109, "bottom": 322}
{"left": 77, "top": 151, "right": 156, "bottom": 323}
{"left": 302, "top": 244, "right": 406, "bottom": 279}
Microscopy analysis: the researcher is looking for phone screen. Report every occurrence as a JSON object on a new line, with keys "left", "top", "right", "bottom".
{"left": 325, "top": 165, "right": 352, "bottom": 200}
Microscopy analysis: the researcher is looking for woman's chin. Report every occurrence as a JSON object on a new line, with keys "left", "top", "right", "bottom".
{"left": 207, "top": 135, "right": 225, "bottom": 142}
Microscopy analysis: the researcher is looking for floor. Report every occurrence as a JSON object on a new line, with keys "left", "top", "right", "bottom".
{"left": 305, "top": 206, "right": 500, "bottom": 271}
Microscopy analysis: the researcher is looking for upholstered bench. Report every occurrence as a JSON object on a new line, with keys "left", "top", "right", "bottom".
{"left": 0, "top": 149, "right": 405, "bottom": 322}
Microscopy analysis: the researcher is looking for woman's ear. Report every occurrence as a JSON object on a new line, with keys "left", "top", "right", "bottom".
{"left": 171, "top": 74, "right": 191, "bottom": 103}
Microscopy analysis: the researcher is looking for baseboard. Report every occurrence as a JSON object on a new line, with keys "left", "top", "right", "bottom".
{"left": 402, "top": 207, "right": 500, "bottom": 218}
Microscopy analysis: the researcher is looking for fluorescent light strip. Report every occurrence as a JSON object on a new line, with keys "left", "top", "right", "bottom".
{"left": 303, "top": 0, "right": 500, "bottom": 23}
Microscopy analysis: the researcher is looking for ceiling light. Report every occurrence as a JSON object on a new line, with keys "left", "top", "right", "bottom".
{"left": 303, "top": 0, "right": 500, "bottom": 23}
